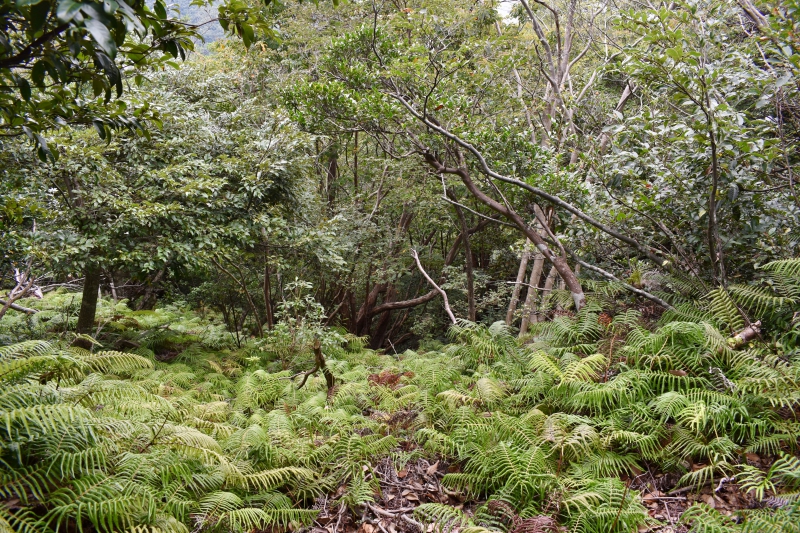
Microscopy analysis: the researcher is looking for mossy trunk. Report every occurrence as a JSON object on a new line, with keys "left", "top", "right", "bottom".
{"left": 73, "top": 264, "right": 101, "bottom": 349}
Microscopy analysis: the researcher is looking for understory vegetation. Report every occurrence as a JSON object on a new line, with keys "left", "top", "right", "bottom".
{"left": 2, "top": 258, "right": 799, "bottom": 533}
{"left": 2, "top": 0, "right": 800, "bottom": 531}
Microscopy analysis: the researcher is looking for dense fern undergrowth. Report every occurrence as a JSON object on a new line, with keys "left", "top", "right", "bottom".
{"left": 2, "top": 260, "right": 800, "bottom": 533}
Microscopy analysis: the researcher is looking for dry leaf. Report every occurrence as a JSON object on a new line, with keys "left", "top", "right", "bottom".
{"left": 702, "top": 494, "right": 717, "bottom": 508}
{"left": 397, "top": 469, "right": 408, "bottom": 478}
{"left": 426, "top": 461, "right": 440, "bottom": 476}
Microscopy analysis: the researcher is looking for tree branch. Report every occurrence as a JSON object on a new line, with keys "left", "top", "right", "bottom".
{"left": 411, "top": 249, "right": 456, "bottom": 324}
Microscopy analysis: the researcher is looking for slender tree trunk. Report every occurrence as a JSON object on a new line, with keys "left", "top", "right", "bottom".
{"left": 411, "top": 249, "right": 457, "bottom": 325}
{"left": 353, "top": 131, "right": 359, "bottom": 191}
{"left": 261, "top": 229, "right": 274, "bottom": 330}
{"left": 540, "top": 265, "right": 559, "bottom": 311}
{"left": 73, "top": 264, "right": 101, "bottom": 349}
{"left": 326, "top": 156, "right": 338, "bottom": 208}
{"left": 263, "top": 262, "right": 274, "bottom": 330}
{"left": 107, "top": 270, "right": 118, "bottom": 304}
{"left": 519, "top": 252, "right": 546, "bottom": 336}
{"left": 448, "top": 193, "right": 476, "bottom": 321}
{"left": 506, "top": 239, "right": 532, "bottom": 325}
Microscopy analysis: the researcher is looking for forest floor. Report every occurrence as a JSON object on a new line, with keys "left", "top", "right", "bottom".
{"left": 2, "top": 291, "right": 798, "bottom": 533}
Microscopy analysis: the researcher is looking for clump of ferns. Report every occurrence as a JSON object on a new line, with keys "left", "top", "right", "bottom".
{"left": 1, "top": 340, "right": 323, "bottom": 533}
{"left": 525, "top": 304, "right": 604, "bottom": 356}
{"left": 446, "top": 320, "right": 521, "bottom": 369}
{"left": 431, "top": 435, "right": 650, "bottom": 532}
{"left": 680, "top": 499, "right": 800, "bottom": 533}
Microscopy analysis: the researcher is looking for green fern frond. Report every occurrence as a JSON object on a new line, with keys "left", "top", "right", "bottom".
{"left": 707, "top": 288, "right": 745, "bottom": 333}
{"left": 762, "top": 258, "right": 800, "bottom": 279}
{"left": 680, "top": 503, "right": 739, "bottom": 533}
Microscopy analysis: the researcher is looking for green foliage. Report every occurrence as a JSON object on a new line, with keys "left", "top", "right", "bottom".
{"left": 3, "top": 266, "right": 800, "bottom": 532}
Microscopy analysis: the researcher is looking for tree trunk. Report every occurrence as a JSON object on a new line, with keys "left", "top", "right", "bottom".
{"left": 519, "top": 251, "right": 546, "bottom": 336}
{"left": 449, "top": 195, "right": 476, "bottom": 321}
{"left": 540, "top": 265, "right": 559, "bottom": 311}
{"left": 263, "top": 262, "right": 274, "bottom": 330}
{"left": 73, "top": 264, "right": 101, "bottom": 349}
{"left": 135, "top": 268, "right": 166, "bottom": 311}
{"left": 261, "top": 232, "right": 274, "bottom": 330}
{"left": 506, "top": 239, "right": 532, "bottom": 325}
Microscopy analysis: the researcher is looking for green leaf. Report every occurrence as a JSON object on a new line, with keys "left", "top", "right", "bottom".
{"left": 17, "top": 77, "right": 31, "bottom": 101}
{"left": 31, "top": 61, "right": 46, "bottom": 86}
{"left": 28, "top": 0, "right": 52, "bottom": 32}
{"left": 665, "top": 46, "right": 683, "bottom": 60}
{"left": 56, "top": 0, "right": 83, "bottom": 22}
{"left": 93, "top": 119, "right": 107, "bottom": 140}
{"left": 17, "top": 0, "right": 45, "bottom": 6}
{"left": 242, "top": 24, "right": 254, "bottom": 48}
{"left": 84, "top": 19, "right": 118, "bottom": 57}
{"left": 154, "top": 0, "right": 167, "bottom": 19}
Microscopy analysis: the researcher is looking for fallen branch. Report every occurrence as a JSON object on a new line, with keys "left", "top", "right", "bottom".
{"left": 410, "top": 249, "right": 457, "bottom": 325}
{"left": 0, "top": 298, "right": 39, "bottom": 315}
{"left": 729, "top": 321, "right": 761, "bottom": 348}
{"left": 366, "top": 503, "right": 424, "bottom": 531}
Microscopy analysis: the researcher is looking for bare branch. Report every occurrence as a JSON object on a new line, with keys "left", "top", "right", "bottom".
{"left": 411, "top": 248, "right": 456, "bottom": 324}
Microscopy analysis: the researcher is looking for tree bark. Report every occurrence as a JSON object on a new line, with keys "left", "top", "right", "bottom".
{"left": 519, "top": 251, "right": 546, "bottom": 336}
{"left": 506, "top": 239, "right": 532, "bottom": 325}
{"left": 0, "top": 266, "right": 37, "bottom": 321}
{"left": 0, "top": 298, "right": 38, "bottom": 316}
{"left": 263, "top": 262, "right": 274, "bottom": 330}
{"left": 73, "top": 264, "right": 102, "bottom": 349}
{"left": 135, "top": 268, "right": 166, "bottom": 311}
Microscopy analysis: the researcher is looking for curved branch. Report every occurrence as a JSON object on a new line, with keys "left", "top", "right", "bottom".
{"left": 390, "top": 92, "right": 670, "bottom": 269}
{"left": 570, "top": 254, "right": 674, "bottom": 310}
{"left": 411, "top": 249, "right": 456, "bottom": 324}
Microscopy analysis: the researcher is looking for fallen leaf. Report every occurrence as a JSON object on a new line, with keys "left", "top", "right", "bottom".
{"left": 702, "top": 494, "right": 717, "bottom": 508}
{"left": 405, "top": 493, "right": 419, "bottom": 501}
{"left": 397, "top": 469, "right": 408, "bottom": 478}
{"left": 669, "top": 369, "right": 688, "bottom": 377}
{"left": 426, "top": 461, "right": 440, "bottom": 476}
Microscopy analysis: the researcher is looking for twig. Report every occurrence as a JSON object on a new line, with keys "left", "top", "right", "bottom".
{"left": 366, "top": 503, "right": 424, "bottom": 531}
{"left": 610, "top": 478, "right": 632, "bottom": 532}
